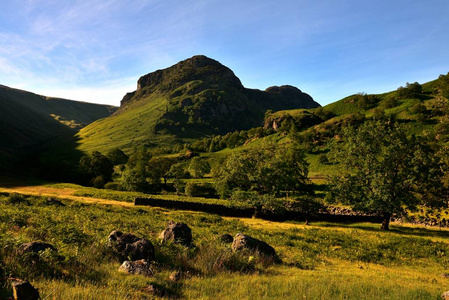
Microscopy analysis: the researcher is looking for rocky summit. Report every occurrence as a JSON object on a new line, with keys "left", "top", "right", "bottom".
{"left": 119, "top": 55, "right": 320, "bottom": 136}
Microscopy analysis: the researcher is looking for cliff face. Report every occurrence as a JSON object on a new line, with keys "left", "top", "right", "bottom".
{"left": 117, "top": 55, "right": 320, "bottom": 137}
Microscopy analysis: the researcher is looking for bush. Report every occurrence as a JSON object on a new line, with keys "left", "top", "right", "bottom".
{"left": 185, "top": 182, "right": 218, "bottom": 198}
{"left": 318, "top": 154, "right": 329, "bottom": 165}
{"left": 104, "top": 182, "right": 122, "bottom": 191}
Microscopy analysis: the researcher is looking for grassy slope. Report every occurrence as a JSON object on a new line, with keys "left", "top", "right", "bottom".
{"left": 0, "top": 189, "right": 448, "bottom": 299}
{"left": 76, "top": 93, "right": 178, "bottom": 153}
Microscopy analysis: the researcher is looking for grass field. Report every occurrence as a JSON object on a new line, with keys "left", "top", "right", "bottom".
{"left": 0, "top": 181, "right": 449, "bottom": 299}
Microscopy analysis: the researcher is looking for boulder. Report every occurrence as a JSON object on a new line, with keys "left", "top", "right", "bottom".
{"left": 18, "top": 242, "right": 56, "bottom": 255}
{"left": 159, "top": 221, "right": 192, "bottom": 246}
{"left": 11, "top": 279, "right": 39, "bottom": 300}
{"left": 168, "top": 271, "right": 183, "bottom": 282}
{"left": 108, "top": 231, "right": 154, "bottom": 262}
{"left": 118, "top": 259, "right": 153, "bottom": 277}
{"left": 142, "top": 284, "right": 165, "bottom": 297}
{"left": 232, "top": 233, "right": 276, "bottom": 257}
{"left": 442, "top": 291, "right": 449, "bottom": 300}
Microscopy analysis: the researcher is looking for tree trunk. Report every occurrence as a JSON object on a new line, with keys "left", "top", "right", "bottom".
{"left": 380, "top": 212, "right": 392, "bottom": 230}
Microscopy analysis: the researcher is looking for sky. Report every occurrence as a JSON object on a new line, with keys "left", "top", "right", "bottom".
{"left": 1, "top": 0, "right": 448, "bottom": 107}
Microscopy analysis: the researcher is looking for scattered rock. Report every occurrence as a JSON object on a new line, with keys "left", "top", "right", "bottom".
{"left": 442, "top": 291, "right": 449, "bottom": 300}
{"left": 10, "top": 279, "right": 40, "bottom": 300}
{"left": 142, "top": 284, "right": 165, "bottom": 297}
{"left": 45, "top": 197, "right": 65, "bottom": 206}
{"left": 169, "top": 271, "right": 183, "bottom": 282}
{"left": 159, "top": 221, "right": 192, "bottom": 246}
{"left": 441, "top": 273, "right": 449, "bottom": 278}
{"left": 18, "top": 242, "right": 56, "bottom": 255}
{"left": 118, "top": 259, "right": 153, "bottom": 277}
{"left": 108, "top": 231, "right": 154, "bottom": 262}
{"left": 232, "top": 233, "right": 276, "bottom": 257}
{"left": 219, "top": 234, "right": 233, "bottom": 243}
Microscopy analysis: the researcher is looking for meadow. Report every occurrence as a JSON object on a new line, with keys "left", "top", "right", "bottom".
{"left": 0, "top": 189, "right": 448, "bottom": 299}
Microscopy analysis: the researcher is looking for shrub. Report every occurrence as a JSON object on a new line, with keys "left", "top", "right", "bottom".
{"left": 104, "top": 181, "right": 122, "bottom": 191}
{"left": 185, "top": 182, "right": 218, "bottom": 198}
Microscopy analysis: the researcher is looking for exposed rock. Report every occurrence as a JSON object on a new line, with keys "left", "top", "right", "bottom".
{"left": 232, "top": 233, "right": 276, "bottom": 257}
{"left": 118, "top": 259, "right": 153, "bottom": 277}
{"left": 108, "top": 231, "right": 154, "bottom": 262}
{"left": 18, "top": 242, "right": 56, "bottom": 255}
{"left": 442, "top": 291, "right": 449, "bottom": 300}
{"left": 441, "top": 273, "right": 449, "bottom": 278}
{"left": 219, "top": 234, "right": 233, "bottom": 243}
{"left": 142, "top": 284, "right": 166, "bottom": 297}
{"left": 11, "top": 279, "right": 39, "bottom": 300}
{"left": 168, "top": 271, "right": 183, "bottom": 282}
{"left": 45, "top": 197, "right": 65, "bottom": 206}
{"left": 159, "top": 221, "right": 192, "bottom": 246}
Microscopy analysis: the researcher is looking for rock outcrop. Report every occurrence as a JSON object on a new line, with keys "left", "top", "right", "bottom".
{"left": 108, "top": 231, "right": 155, "bottom": 262}
{"left": 118, "top": 259, "right": 154, "bottom": 277}
{"left": 18, "top": 242, "right": 56, "bottom": 255}
{"left": 159, "top": 221, "right": 192, "bottom": 246}
{"left": 232, "top": 233, "right": 276, "bottom": 257}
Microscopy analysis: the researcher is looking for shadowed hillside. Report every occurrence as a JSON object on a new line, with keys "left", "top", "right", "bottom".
{"left": 0, "top": 85, "right": 117, "bottom": 169}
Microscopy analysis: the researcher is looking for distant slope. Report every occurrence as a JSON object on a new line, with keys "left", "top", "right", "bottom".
{"left": 77, "top": 55, "right": 320, "bottom": 153}
{"left": 256, "top": 72, "right": 449, "bottom": 178}
{"left": 0, "top": 85, "right": 117, "bottom": 160}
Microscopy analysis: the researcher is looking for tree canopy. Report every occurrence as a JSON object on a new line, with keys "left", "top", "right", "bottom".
{"left": 329, "top": 121, "right": 448, "bottom": 230}
{"left": 215, "top": 142, "right": 310, "bottom": 198}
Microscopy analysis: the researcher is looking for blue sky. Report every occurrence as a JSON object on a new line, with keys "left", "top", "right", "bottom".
{"left": 1, "top": 0, "right": 448, "bottom": 106}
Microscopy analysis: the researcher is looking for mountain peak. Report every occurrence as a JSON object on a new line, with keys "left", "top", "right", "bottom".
{"left": 133, "top": 55, "right": 243, "bottom": 95}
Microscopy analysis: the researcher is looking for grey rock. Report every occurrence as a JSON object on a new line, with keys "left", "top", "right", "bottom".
{"left": 160, "top": 221, "right": 192, "bottom": 246}
{"left": 108, "top": 231, "right": 154, "bottom": 262}
{"left": 118, "top": 259, "right": 153, "bottom": 277}
{"left": 232, "top": 233, "right": 276, "bottom": 257}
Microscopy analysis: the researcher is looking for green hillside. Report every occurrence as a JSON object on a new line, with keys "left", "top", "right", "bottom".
{"left": 0, "top": 85, "right": 117, "bottom": 168}
{"left": 76, "top": 55, "right": 320, "bottom": 153}
{"left": 212, "top": 73, "right": 449, "bottom": 180}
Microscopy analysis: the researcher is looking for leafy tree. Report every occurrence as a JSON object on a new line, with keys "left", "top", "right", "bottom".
{"left": 106, "top": 148, "right": 129, "bottom": 165}
{"left": 397, "top": 82, "right": 422, "bottom": 98}
{"left": 168, "top": 162, "right": 189, "bottom": 194}
{"left": 120, "top": 164, "right": 149, "bottom": 192}
{"left": 215, "top": 142, "right": 310, "bottom": 198}
{"left": 79, "top": 151, "right": 113, "bottom": 188}
{"left": 188, "top": 157, "right": 211, "bottom": 178}
{"left": 329, "top": 121, "right": 447, "bottom": 230}
{"left": 147, "top": 157, "right": 177, "bottom": 185}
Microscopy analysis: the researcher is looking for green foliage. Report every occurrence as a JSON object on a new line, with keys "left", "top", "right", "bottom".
{"left": 215, "top": 142, "right": 310, "bottom": 198}
{"left": 79, "top": 151, "right": 113, "bottom": 188}
{"left": 188, "top": 157, "right": 211, "bottom": 178}
{"left": 185, "top": 182, "right": 217, "bottom": 198}
{"left": 106, "top": 148, "right": 128, "bottom": 165}
{"left": 329, "top": 121, "right": 448, "bottom": 229}
{"left": 397, "top": 82, "right": 423, "bottom": 99}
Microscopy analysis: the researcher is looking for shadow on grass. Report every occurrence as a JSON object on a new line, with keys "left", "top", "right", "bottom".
{"left": 311, "top": 222, "right": 449, "bottom": 239}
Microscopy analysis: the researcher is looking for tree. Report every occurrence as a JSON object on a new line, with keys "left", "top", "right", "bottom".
{"left": 79, "top": 151, "right": 113, "bottom": 188}
{"left": 188, "top": 157, "right": 211, "bottom": 178}
{"left": 106, "top": 148, "right": 128, "bottom": 165}
{"left": 147, "top": 157, "right": 177, "bottom": 185}
{"left": 215, "top": 142, "right": 310, "bottom": 198}
{"left": 329, "top": 121, "right": 447, "bottom": 230}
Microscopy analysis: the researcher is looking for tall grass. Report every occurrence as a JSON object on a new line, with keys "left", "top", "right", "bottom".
{"left": 0, "top": 192, "right": 448, "bottom": 299}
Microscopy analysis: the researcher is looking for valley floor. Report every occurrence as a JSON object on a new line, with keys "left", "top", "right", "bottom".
{"left": 0, "top": 178, "right": 448, "bottom": 299}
